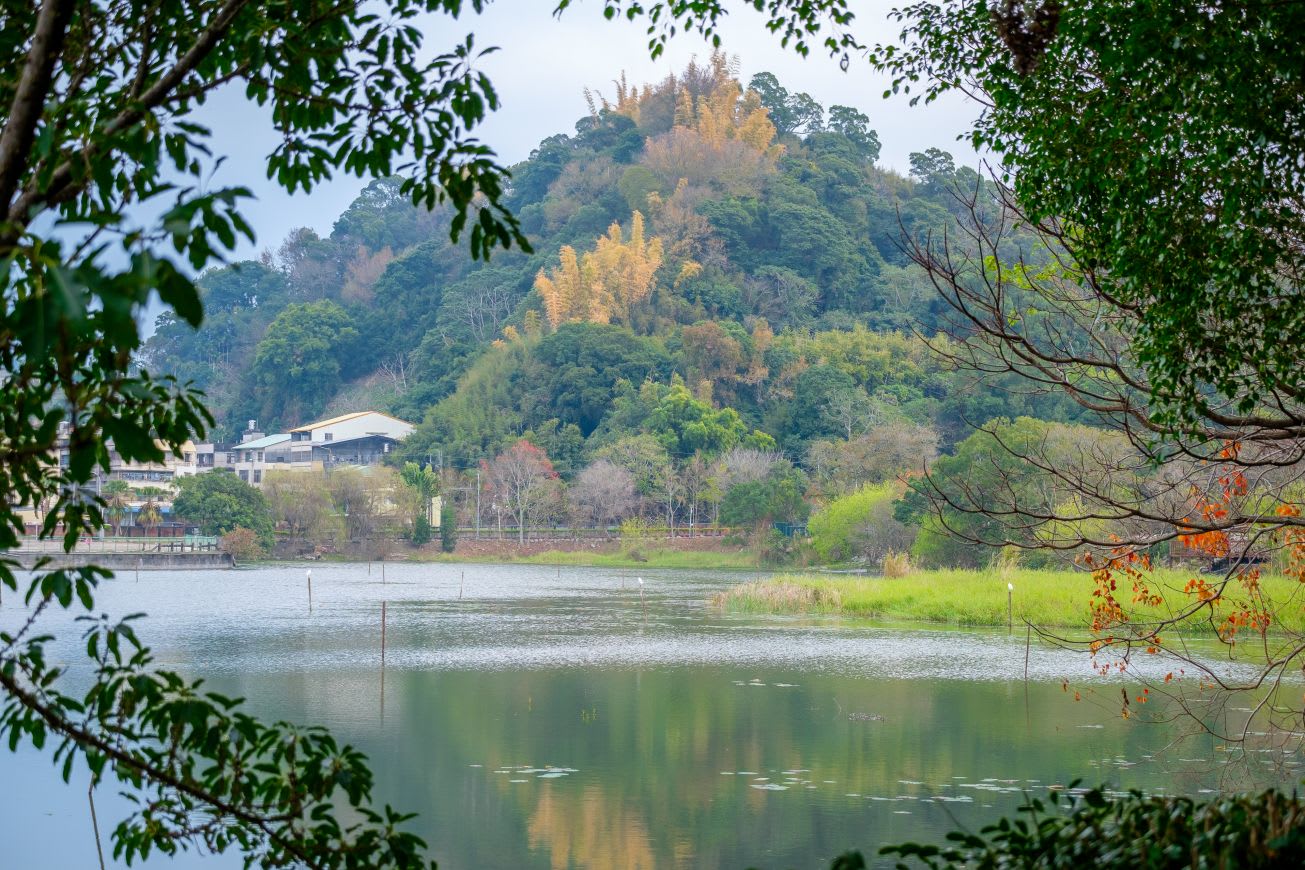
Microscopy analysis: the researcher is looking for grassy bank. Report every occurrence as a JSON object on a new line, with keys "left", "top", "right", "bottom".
{"left": 398, "top": 546, "right": 760, "bottom": 570}
{"left": 713, "top": 568, "right": 1305, "bottom": 631}
{"left": 513, "top": 547, "right": 757, "bottom": 569}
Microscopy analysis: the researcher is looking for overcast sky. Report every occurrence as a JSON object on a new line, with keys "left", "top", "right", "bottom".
{"left": 196, "top": 0, "right": 982, "bottom": 259}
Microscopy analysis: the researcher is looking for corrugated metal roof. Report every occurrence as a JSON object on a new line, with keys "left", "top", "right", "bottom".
{"left": 288, "top": 410, "right": 412, "bottom": 432}
{"left": 234, "top": 433, "right": 290, "bottom": 451}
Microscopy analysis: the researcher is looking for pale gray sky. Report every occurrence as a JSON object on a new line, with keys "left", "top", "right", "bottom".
{"left": 196, "top": 0, "right": 981, "bottom": 259}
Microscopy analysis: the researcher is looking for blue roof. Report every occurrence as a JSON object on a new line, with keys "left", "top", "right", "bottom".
{"left": 234, "top": 433, "right": 290, "bottom": 451}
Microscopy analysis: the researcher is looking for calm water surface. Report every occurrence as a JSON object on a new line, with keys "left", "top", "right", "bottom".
{"left": 1, "top": 562, "right": 1293, "bottom": 868}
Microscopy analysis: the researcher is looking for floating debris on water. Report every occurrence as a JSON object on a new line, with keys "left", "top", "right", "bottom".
{"left": 751, "top": 783, "right": 789, "bottom": 791}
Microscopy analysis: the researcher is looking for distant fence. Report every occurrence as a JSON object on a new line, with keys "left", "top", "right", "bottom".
{"left": 458, "top": 525, "right": 747, "bottom": 541}
{"left": 9, "top": 535, "right": 221, "bottom": 555}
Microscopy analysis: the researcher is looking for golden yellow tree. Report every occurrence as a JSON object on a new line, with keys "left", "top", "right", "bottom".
{"left": 601, "top": 52, "right": 778, "bottom": 157}
{"left": 534, "top": 211, "right": 664, "bottom": 329}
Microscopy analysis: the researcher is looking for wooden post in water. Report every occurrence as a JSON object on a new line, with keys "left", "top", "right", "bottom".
{"left": 380, "top": 600, "right": 388, "bottom": 724}
{"left": 306, "top": 568, "right": 313, "bottom": 614}
{"left": 638, "top": 577, "right": 646, "bottom": 621}
{"left": 1007, "top": 582, "right": 1014, "bottom": 632}
{"left": 459, "top": 569, "right": 464, "bottom": 600}
{"left": 1024, "top": 623, "right": 1031, "bottom": 681}
{"left": 382, "top": 560, "right": 386, "bottom": 584}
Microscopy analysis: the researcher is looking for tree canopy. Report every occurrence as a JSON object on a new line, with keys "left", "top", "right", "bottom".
{"left": 876, "top": 0, "right": 1305, "bottom": 421}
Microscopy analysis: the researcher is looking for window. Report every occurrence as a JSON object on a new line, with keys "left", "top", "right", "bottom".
{"left": 324, "top": 433, "right": 333, "bottom": 441}
{"left": 258, "top": 450, "right": 264, "bottom": 462}
{"left": 239, "top": 470, "right": 248, "bottom": 482}
{"left": 253, "top": 470, "right": 261, "bottom": 484}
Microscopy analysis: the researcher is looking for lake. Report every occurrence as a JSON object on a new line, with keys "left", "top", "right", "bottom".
{"left": 1, "top": 562, "right": 1293, "bottom": 868}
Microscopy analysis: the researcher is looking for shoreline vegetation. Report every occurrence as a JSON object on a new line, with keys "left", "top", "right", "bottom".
{"left": 711, "top": 569, "right": 1305, "bottom": 632}
{"left": 326, "top": 544, "right": 765, "bottom": 570}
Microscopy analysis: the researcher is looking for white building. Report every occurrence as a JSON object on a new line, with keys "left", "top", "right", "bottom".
{"left": 210, "top": 412, "right": 414, "bottom": 487}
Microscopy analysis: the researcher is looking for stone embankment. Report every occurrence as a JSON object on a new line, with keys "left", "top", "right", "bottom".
{"left": 8, "top": 551, "right": 234, "bottom": 570}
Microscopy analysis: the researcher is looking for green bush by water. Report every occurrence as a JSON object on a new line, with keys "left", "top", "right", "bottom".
{"left": 841, "top": 786, "right": 1305, "bottom": 869}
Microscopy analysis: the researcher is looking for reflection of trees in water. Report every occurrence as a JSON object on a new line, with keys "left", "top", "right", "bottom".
{"left": 528, "top": 786, "right": 657, "bottom": 870}
{"left": 387, "top": 670, "right": 1256, "bottom": 869}
{"left": 181, "top": 622, "right": 1294, "bottom": 868}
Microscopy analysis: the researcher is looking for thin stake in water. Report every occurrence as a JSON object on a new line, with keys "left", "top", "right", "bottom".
{"left": 306, "top": 568, "right": 313, "bottom": 613}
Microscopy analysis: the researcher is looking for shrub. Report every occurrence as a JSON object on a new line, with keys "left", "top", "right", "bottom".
{"left": 808, "top": 482, "right": 906, "bottom": 562}
{"left": 411, "top": 514, "right": 432, "bottom": 547}
{"left": 619, "top": 517, "right": 652, "bottom": 543}
{"left": 854, "top": 786, "right": 1305, "bottom": 869}
{"left": 882, "top": 551, "right": 911, "bottom": 577}
{"left": 220, "top": 527, "right": 263, "bottom": 562}
{"left": 440, "top": 503, "right": 457, "bottom": 553}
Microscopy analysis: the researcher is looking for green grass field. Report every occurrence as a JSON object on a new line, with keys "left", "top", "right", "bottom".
{"left": 713, "top": 568, "right": 1305, "bottom": 632}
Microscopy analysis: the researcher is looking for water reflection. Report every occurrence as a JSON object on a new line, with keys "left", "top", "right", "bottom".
{"left": 0, "top": 563, "right": 1295, "bottom": 868}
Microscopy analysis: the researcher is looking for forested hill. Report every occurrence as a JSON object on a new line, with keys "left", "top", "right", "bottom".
{"left": 142, "top": 54, "right": 1079, "bottom": 472}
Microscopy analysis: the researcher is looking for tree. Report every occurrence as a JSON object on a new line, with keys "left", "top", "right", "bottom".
{"left": 527, "top": 322, "right": 672, "bottom": 435}
{"left": 483, "top": 440, "right": 563, "bottom": 543}
{"left": 220, "top": 527, "right": 264, "bottom": 561}
{"left": 410, "top": 514, "right": 433, "bottom": 547}
{"left": 440, "top": 501, "right": 458, "bottom": 553}
{"left": 172, "top": 469, "right": 274, "bottom": 544}
{"left": 569, "top": 460, "right": 639, "bottom": 527}
{"left": 251, "top": 300, "right": 360, "bottom": 428}
{"left": 645, "top": 380, "right": 762, "bottom": 458}
{"left": 877, "top": 0, "right": 1305, "bottom": 422}
{"left": 594, "top": 434, "right": 672, "bottom": 509}
{"left": 680, "top": 453, "right": 719, "bottom": 532}
{"left": 137, "top": 498, "right": 162, "bottom": 531}
{"left": 826, "top": 105, "right": 880, "bottom": 161}
{"left": 263, "top": 471, "right": 338, "bottom": 550}
{"left": 720, "top": 460, "right": 809, "bottom": 528}
{"left": 534, "top": 211, "right": 664, "bottom": 328}
{"left": 102, "top": 479, "right": 132, "bottom": 533}
{"left": 806, "top": 423, "right": 939, "bottom": 497}
{"left": 907, "top": 147, "right": 957, "bottom": 191}
{"left": 327, "top": 466, "right": 393, "bottom": 548}
{"left": 400, "top": 461, "right": 440, "bottom": 522}
{"left": 896, "top": 183, "right": 1305, "bottom": 736}
{"left": 747, "top": 71, "right": 824, "bottom": 136}
{"left": 808, "top": 482, "right": 913, "bottom": 563}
